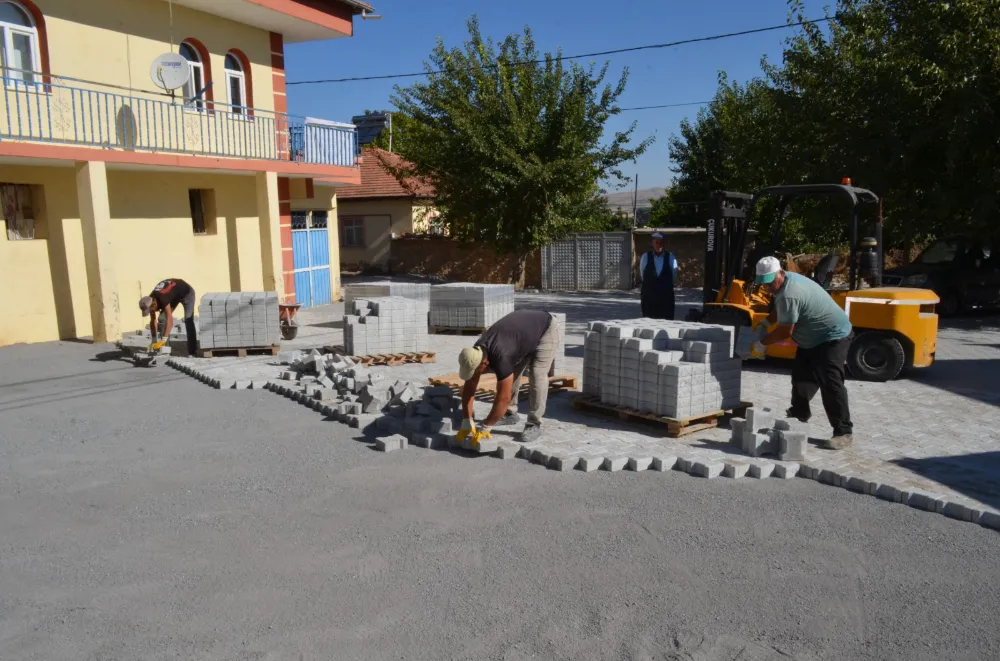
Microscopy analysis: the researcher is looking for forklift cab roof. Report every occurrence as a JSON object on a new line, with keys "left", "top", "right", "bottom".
{"left": 753, "top": 183, "right": 879, "bottom": 206}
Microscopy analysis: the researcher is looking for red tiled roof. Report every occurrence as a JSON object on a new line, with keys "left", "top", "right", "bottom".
{"left": 336, "top": 148, "right": 435, "bottom": 200}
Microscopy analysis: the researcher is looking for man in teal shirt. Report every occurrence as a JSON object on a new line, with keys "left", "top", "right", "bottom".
{"left": 751, "top": 256, "right": 854, "bottom": 449}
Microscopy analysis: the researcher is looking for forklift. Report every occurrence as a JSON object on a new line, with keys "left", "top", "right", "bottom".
{"left": 695, "top": 182, "right": 939, "bottom": 382}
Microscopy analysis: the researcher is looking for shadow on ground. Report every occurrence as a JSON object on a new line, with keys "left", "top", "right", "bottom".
{"left": 892, "top": 452, "right": 1000, "bottom": 511}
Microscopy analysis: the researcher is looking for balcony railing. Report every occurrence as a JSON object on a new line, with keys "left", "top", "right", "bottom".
{"left": 0, "top": 71, "right": 358, "bottom": 168}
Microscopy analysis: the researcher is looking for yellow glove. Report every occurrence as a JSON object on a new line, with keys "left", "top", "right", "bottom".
{"left": 748, "top": 341, "right": 767, "bottom": 360}
{"left": 456, "top": 418, "right": 476, "bottom": 444}
{"left": 150, "top": 340, "right": 167, "bottom": 352}
{"left": 467, "top": 427, "right": 492, "bottom": 450}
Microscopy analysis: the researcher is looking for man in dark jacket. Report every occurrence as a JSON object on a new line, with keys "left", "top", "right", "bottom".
{"left": 639, "top": 231, "right": 678, "bottom": 319}
{"left": 139, "top": 278, "right": 197, "bottom": 356}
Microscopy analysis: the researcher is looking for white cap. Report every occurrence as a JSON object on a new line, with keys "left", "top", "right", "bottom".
{"left": 754, "top": 256, "right": 782, "bottom": 284}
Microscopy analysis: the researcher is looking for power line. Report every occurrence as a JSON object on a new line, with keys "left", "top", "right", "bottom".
{"left": 287, "top": 17, "right": 832, "bottom": 86}
{"left": 619, "top": 101, "right": 710, "bottom": 112}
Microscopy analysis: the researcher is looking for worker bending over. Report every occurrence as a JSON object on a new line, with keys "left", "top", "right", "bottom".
{"left": 639, "top": 231, "right": 678, "bottom": 320}
{"left": 457, "top": 310, "right": 563, "bottom": 447}
{"left": 139, "top": 278, "right": 198, "bottom": 356}
{"left": 750, "top": 256, "right": 854, "bottom": 449}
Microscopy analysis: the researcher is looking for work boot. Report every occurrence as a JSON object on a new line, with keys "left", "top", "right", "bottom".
{"left": 495, "top": 411, "right": 521, "bottom": 427}
{"left": 786, "top": 407, "right": 810, "bottom": 424}
{"left": 515, "top": 424, "right": 542, "bottom": 444}
{"left": 823, "top": 434, "right": 854, "bottom": 450}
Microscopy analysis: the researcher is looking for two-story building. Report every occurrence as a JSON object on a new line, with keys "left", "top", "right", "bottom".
{"left": 0, "top": 0, "right": 372, "bottom": 345}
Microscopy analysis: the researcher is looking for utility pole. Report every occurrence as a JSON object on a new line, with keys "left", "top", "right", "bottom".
{"left": 631, "top": 174, "right": 639, "bottom": 228}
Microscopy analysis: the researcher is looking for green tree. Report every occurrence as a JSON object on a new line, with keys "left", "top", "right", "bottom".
{"left": 386, "top": 17, "right": 652, "bottom": 280}
{"left": 359, "top": 109, "right": 417, "bottom": 155}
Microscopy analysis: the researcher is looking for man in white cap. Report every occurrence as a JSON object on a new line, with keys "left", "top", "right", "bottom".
{"left": 639, "top": 231, "right": 678, "bottom": 319}
{"left": 750, "top": 256, "right": 855, "bottom": 449}
{"left": 457, "top": 309, "right": 563, "bottom": 446}
{"left": 139, "top": 278, "right": 197, "bottom": 356}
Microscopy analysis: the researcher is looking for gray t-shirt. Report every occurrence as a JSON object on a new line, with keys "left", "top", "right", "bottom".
{"left": 774, "top": 272, "right": 852, "bottom": 349}
{"left": 474, "top": 310, "right": 552, "bottom": 380}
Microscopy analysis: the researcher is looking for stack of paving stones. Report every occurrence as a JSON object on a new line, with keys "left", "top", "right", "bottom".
{"left": 582, "top": 318, "right": 741, "bottom": 418}
{"left": 343, "top": 297, "right": 430, "bottom": 356}
{"left": 343, "top": 282, "right": 431, "bottom": 316}
{"left": 729, "top": 407, "right": 808, "bottom": 461}
{"left": 429, "top": 283, "right": 515, "bottom": 330}
{"left": 547, "top": 312, "right": 567, "bottom": 376}
{"left": 198, "top": 292, "right": 280, "bottom": 350}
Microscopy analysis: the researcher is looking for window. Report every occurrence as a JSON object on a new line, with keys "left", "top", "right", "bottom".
{"left": 291, "top": 211, "right": 308, "bottom": 230}
{"left": 0, "top": 1, "right": 39, "bottom": 85}
{"left": 2, "top": 182, "right": 35, "bottom": 240}
{"left": 180, "top": 42, "right": 204, "bottom": 110}
{"left": 311, "top": 210, "right": 328, "bottom": 229}
{"left": 225, "top": 53, "right": 246, "bottom": 115}
{"left": 340, "top": 216, "right": 364, "bottom": 248}
{"left": 189, "top": 189, "right": 216, "bottom": 235}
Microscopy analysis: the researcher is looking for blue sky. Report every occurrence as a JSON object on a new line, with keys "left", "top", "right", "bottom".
{"left": 286, "top": 0, "right": 828, "bottom": 193}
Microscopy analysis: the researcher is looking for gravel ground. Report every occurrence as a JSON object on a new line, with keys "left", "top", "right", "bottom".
{"left": 1, "top": 341, "right": 999, "bottom": 661}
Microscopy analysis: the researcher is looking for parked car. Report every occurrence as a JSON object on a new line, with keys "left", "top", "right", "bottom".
{"left": 883, "top": 236, "right": 1000, "bottom": 316}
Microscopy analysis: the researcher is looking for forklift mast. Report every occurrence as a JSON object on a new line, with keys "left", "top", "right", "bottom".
{"left": 703, "top": 191, "right": 754, "bottom": 304}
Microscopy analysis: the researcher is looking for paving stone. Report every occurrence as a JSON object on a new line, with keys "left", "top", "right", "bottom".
{"left": 844, "top": 474, "right": 870, "bottom": 493}
{"left": 602, "top": 456, "right": 628, "bottom": 472}
{"left": 906, "top": 489, "right": 946, "bottom": 512}
{"left": 494, "top": 441, "right": 521, "bottom": 459}
{"left": 376, "top": 435, "right": 407, "bottom": 452}
{"left": 980, "top": 511, "right": 1000, "bottom": 531}
{"left": 675, "top": 457, "right": 692, "bottom": 473}
{"left": 577, "top": 455, "right": 604, "bottom": 472}
{"left": 748, "top": 462, "right": 775, "bottom": 479}
{"left": 942, "top": 501, "right": 982, "bottom": 523}
{"left": 690, "top": 461, "right": 724, "bottom": 478}
{"left": 530, "top": 447, "right": 552, "bottom": 464}
{"left": 651, "top": 454, "right": 677, "bottom": 471}
{"left": 548, "top": 453, "right": 579, "bottom": 472}
{"left": 627, "top": 456, "right": 653, "bottom": 471}
{"left": 772, "top": 462, "right": 799, "bottom": 479}
{"left": 723, "top": 461, "right": 750, "bottom": 479}
{"left": 875, "top": 483, "right": 904, "bottom": 502}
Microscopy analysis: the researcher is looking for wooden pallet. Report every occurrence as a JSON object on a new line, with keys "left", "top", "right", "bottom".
{"left": 322, "top": 346, "right": 437, "bottom": 366}
{"left": 571, "top": 394, "right": 751, "bottom": 438}
{"left": 427, "top": 372, "right": 579, "bottom": 400}
{"left": 429, "top": 325, "right": 487, "bottom": 336}
{"left": 197, "top": 345, "right": 280, "bottom": 359}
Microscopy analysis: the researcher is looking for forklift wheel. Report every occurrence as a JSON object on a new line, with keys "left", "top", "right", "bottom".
{"left": 847, "top": 332, "right": 905, "bottom": 382}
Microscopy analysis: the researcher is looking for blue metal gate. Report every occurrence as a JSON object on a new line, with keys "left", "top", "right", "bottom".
{"left": 291, "top": 211, "right": 332, "bottom": 308}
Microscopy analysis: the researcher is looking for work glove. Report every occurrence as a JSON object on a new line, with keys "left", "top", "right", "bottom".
{"left": 466, "top": 427, "right": 493, "bottom": 450}
{"left": 747, "top": 341, "right": 767, "bottom": 360}
{"left": 150, "top": 340, "right": 167, "bottom": 352}
{"left": 456, "top": 418, "right": 476, "bottom": 444}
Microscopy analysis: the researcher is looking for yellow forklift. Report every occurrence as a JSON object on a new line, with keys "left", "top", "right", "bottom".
{"left": 695, "top": 182, "right": 939, "bottom": 381}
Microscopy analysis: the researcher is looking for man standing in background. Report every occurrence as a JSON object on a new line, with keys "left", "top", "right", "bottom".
{"left": 639, "top": 231, "right": 678, "bottom": 320}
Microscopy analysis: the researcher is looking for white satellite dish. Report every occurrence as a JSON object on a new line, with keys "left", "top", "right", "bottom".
{"left": 150, "top": 52, "right": 190, "bottom": 91}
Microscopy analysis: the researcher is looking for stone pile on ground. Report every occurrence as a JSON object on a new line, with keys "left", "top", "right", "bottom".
{"left": 429, "top": 283, "right": 515, "bottom": 330}
{"left": 730, "top": 407, "right": 808, "bottom": 461}
{"left": 583, "top": 318, "right": 742, "bottom": 419}
{"left": 198, "top": 292, "right": 280, "bottom": 350}
{"left": 343, "top": 282, "right": 431, "bottom": 315}
{"left": 343, "top": 297, "right": 430, "bottom": 356}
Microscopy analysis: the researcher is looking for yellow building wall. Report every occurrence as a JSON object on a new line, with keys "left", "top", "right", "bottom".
{"left": 40, "top": 0, "right": 276, "bottom": 113}
{"left": 0, "top": 164, "right": 92, "bottom": 345}
{"left": 335, "top": 197, "right": 416, "bottom": 270}
{"left": 107, "top": 170, "right": 263, "bottom": 334}
{"left": 291, "top": 186, "right": 342, "bottom": 301}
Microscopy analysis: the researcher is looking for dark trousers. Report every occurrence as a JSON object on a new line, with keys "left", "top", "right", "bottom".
{"left": 790, "top": 336, "right": 853, "bottom": 436}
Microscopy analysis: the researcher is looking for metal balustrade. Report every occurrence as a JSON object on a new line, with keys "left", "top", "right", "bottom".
{"left": 0, "top": 71, "right": 358, "bottom": 167}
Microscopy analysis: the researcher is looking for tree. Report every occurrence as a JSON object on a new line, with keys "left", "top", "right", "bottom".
{"left": 386, "top": 17, "right": 652, "bottom": 280}
{"left": 359, "top": 109, "right": 417, "bottom": 155}
{"left": 656, "top": 0, "right": 1000, "bottom": 252}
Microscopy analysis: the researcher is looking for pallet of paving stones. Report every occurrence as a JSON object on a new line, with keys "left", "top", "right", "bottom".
{"left": 571, "top": 393, "right": 751, "bottom": 438}
{"left": 427, "top": 372, "right": 579, "bottom": 400}
{"left": 196, "top": 345, "right": 280, "bottom": 358}
{"left": 321, "top": 345, "right": 437, "bottom": 366}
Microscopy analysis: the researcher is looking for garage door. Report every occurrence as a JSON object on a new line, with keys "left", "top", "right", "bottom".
{"left": 540, "top": 232, "right": 633, "bottom": 290}
{"left": 291, "top": 211, "right": 332, "bottom": 308}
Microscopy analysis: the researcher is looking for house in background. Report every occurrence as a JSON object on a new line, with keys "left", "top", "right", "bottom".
{"left": 333, "top": 148, "right": 436, "bottom": 272}
{"left": 0, "top": 0, "right": 374, "bottom": 346}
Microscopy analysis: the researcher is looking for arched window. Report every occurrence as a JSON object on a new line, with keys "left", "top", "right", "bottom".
{"left": 224, "top": 52, "right": 246, "bottom": 115}
{"left": 0, "top": 1, "right": 39, "bottom": 85}
{"left": 180, "top": 41, "right": 205, "bottom": 110}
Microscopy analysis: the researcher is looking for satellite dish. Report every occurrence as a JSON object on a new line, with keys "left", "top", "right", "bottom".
{"left": 150, "top": 52, "right": 190, "bottom": 91}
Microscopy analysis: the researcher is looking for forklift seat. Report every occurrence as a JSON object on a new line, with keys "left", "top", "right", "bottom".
{"left": 812, "top": 253, "right": 839, "bottom": 289}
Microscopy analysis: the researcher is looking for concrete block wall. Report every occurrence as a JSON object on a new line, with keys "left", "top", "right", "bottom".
{"left": 343, "top": 296, "right": 430, "bottom": 356}
{"left": 583, "top": 318, "right": 742, "bottom": 418}
{"left": 429, "top": 283, "right": 515, "bottom": 329}
{"left": 198, "top": 292, "right": 279, "bottom": 349}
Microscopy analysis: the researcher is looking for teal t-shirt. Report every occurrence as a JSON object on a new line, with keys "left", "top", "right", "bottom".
{"left": 774, "top": 272, "right": 852, "bottom": 349}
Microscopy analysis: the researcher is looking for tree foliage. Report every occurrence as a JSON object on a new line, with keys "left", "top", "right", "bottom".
{"left": 387, "top": 17, "right": 652, "bottom": 264}
{"left": 360, "top": 109, "right": 418, "bottom": 155}
{"left": 654, "top": 0, "right": 1000, "bottom": 252}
